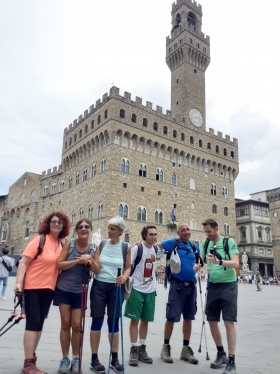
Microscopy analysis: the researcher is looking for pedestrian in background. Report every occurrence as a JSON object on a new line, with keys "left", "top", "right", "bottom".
{"left": 0, "top": 248, "right": 14, "bottom": 300}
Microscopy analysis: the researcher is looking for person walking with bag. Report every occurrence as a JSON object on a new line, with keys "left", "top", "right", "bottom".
{"left": 156, "top": 222, "right": 201, "bottom": 365}
{"left": 255, "top": 267, "right": 262, "bottom": 291}
{"left": 0, "top": 248, "right": 14, "bottom": 300}
{"left": 15, "top": 211, "right": 71, "bottom": 374}
{"left": 54, "top": 218, "right": 101, "bottom": 374}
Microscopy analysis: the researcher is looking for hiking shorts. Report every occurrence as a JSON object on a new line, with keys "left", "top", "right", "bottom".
{"left": 53, "top": 287, "right": 81, "bottom": 309}
{"left": 90, "top": 279, "right": 123, "bottom": 318}
{"left": 124, "top": 289, "right": 156, "bottom": 322}
{"left": 166, "top": 283, "right": 197, "bottom": 322}
{"left": 206, "top": 282, "right": 238, "bottom": 322}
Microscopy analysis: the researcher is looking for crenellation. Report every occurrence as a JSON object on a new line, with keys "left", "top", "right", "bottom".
{"left": 124, "top": 92, "right": 131, "bottom": 101}
{"left": 78, "top": 115, "right": 83, "bottom": 123}
{"left": 73, "top": 119, "right": 77, "bottom": 126}
{"left": 225, "top": 134, "right": 230, "bottom": 142}
{"left": 42, "top": 171, "right": 46, "bottom": 176}
{"left": 217, "top": 131, "right": 223, "bottom": 138}
{"left": 172, "top": 0, "right": 202, "bottom": 16}
{"left": 166, "top": 110, "right": 172, "bottom": 119}
{"left": 102, "top": 93, "right": 108, "bottom": 102}
{"left": 156, "top": 105, "right": 163, "bottom": 114}
{"left": 47, "top": 169, "right": 51, "bottom": 175}
{"left": 135, "top": 97, "right": 142, "bottom": 106}
{"left": 90, "top": 104, "right": 94, "bottom": 113}
{"left": 233, "top": 138, "right": 238, "bottom": 146}
{"left": 146, "top": 101, "right": 153, "bottom": 110}
{"left": 96, "top": 99, "right": 101, "bottom": 109}
{"left": 110, "top": 86, "right": 120, "bottom": 97}
{"left": 84, "top": 110, "right": 88, "bottom": 118}
{"left": 209, "top": 128, "right": 214, "bottom": 135}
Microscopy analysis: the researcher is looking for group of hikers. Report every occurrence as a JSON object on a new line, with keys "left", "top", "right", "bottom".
{"left": 3, "top": 211, "right": 240, "bottom": 374}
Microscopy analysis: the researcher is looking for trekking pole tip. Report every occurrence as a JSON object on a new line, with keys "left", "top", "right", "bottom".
{"left": 198, "top": 345, "right": 202, "bottom": 353}
{"left": 206, "top": 352, "right": 210, "bottom": 360}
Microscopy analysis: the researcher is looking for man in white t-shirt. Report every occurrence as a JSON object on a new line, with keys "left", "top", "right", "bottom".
{"left": 124, "top": 225, "right": 164, "bottom": 367}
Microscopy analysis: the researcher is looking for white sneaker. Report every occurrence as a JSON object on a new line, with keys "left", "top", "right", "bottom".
{"left": 0, "top": 296, "right": 5, "bottom": 300}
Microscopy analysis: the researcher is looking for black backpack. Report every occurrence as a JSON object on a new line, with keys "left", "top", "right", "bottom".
{"left": 131, "top": 243, "right": 158, "bottom": 277}
{"left": 15, "top": 234, "right": 47, "bottom": 268}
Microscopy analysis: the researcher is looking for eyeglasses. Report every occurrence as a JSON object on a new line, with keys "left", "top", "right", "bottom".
{"left": 77, "top": 225, "right": 91, "bottom": 230}
{"left": 50, "top": 220, "right": 63, "bottom": 225}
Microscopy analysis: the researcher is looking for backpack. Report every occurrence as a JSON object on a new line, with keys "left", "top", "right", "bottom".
{"left": 130, "top": 243, "right": 158, "bottom": 277}
{"left": 204, "top": 237, "right": 230, "bottom": 271}
{"left": 15, "top": 234, "right": 47, "bottom": 268}
{"left": 1, "top": 257, "right": 13, "bottom": 273}
{"left": 165, "top": 239, "right": 202, "bottom": 281}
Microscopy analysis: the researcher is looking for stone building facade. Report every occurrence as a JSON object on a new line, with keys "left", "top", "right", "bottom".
{"left": 0, "top": 0, "right": 239, "bottom": 253}
{"left": 266, "top": 188, "right": 280, "bottom": 276}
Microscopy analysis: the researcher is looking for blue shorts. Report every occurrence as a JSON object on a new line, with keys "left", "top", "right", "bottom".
{"left": 166, "top": 283, "right": 197, "bottom": 322}
{"left": 53, "top": 287, "right": 82, "bottom": 309}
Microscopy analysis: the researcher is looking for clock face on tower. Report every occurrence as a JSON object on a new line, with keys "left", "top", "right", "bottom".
{"left": 189, "top": 109, "right": 203, "bottom": 127}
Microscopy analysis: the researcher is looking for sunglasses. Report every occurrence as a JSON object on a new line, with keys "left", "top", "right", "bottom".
{"left": 77, "top": 225, "right": 91, "bottom": 230}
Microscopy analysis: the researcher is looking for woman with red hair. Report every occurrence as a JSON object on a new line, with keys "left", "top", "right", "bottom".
{"left": 15, "top": 211, "right": 70, "bottom": 374}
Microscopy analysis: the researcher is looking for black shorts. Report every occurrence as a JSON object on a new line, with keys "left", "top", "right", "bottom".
{"left": 206, "top": 282, "right": 238, "bottom": 322}
{"left": 166, "top": 283, "right": 197, "bottom": 322}
{"left": 90, "top": 279, "right": 123, "bottom": 318}
{"left": 53, "top": 287, "right": 82, "bottom": 309}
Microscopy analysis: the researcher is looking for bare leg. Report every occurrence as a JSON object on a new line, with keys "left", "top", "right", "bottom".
{"left": 108, "top": 332, "right": 119, "bottom": 352}
{"left": 129, "top": 320, "right": 139, "bottom": 343}
{"left": 182, "top": 320, "right": 192, "bottom": 341}
{"left": 139, "top": 319, "right": 149, "bottom": 340}
{"left": 59, "top": 304, "right": 71, "bottom": 356}
{"left": 208, "top": 321, "right": 223, "bottom": 346}
{"left": 23, "top": 331, "right": 37, "bottom": 358}
{"left": 71, "top": 309, "right": 81, "bottom": 356}
{"left": 34, "top": 331, "right": 43, "bottom": 353}
{"left": 90, "top": 331, "right": 101, "bottom": 354}
{"left": 224, "top": 321, "right": 236, "bottom": 355}
{"left": 164, "top": 321, "right": 174, "bottom": 340}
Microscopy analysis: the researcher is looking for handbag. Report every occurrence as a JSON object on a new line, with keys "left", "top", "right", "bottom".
{"left": 170, "top": 247, "right": 181, "bottom": 274}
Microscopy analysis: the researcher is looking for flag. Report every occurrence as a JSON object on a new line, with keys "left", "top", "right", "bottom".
{"left": 170, "top": 207, "right": 175, "bottom": 224}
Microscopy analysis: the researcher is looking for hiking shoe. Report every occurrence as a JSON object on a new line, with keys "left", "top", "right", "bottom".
{"left": 58, "top": 357, "right": 70, "bottom": 374}
{"left": 161, "top": 344, "right": 173, "bottom": 363}
{"left": 70, "top": 358, "right": 80, "bottom": 373}
{"left": 138, "top": 344, "right": 153, "bottom": 364}
{"left": 223, "top": 361, "right": 236, "bottom": 374}
{"left": 210, "top": 351, "right": 227, "bottom": 369}
{"left": 110, "top": 358, "right": 124, "bottom": 374}
{"left": 180, "top": 345, "right": 198, "bottom": 364}
{"left": 128, "top": 346, "right": 138, "bottom": 366}
{"left": 90, "top": 359, "right": 106, "bottom": 374}
{"left": 21, "top": 358, "right": 48, "bottom": 374}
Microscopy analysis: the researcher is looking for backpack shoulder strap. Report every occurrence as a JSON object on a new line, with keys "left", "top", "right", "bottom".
{"left": 174, "top": 238, "right": 180, "bottom": 251}
{"left": 34, "top": 234, "right": 46, "bottom": 260}
{"left": 189, "top": 240, "right": 196, "bottom": 252}
{"left": 223, "top": 237, "right": 230, "bottom": 260}
{"left": 99, "top": 239, "right": 107, "bottom": 254}
{"left": 121, "top": 241, "right": 129, "bottom": 262}
{"left": 204, "top": 238, "right": 210, "bottom": 255}
{"left": 131, "top": 243, "right": 143, "bottom": 277}
{"left": 68, "top": 239, "right": 76, "bottom": 256}
{"left": 152, "top": 244, "right": 158, "bottom": 254}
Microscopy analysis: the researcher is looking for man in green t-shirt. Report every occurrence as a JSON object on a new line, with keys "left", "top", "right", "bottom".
{"left": 200, "top": 219, "right": 239, "bottom": 374}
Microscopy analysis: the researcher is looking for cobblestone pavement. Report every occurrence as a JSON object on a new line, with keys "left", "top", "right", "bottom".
{"left": 0, "top": 280, "right": 278, "bottom": 374}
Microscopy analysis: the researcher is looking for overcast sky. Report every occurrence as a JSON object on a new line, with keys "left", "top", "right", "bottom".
{"left": 0, "top": 0, "right": 279, "bottom": 199}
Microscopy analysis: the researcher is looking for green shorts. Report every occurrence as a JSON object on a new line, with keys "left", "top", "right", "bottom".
{"left": 124, "top": 289, "right": 156, "bottom": 322}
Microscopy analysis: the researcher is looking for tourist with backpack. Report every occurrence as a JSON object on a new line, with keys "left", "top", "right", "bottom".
{"left": 54, "top": 218, "right": 101, "bottom": 374}
{"left": 156, "top": 222, "right": 201, "bottom": 366}
{"left": 14, "top": 211, "right": 71, "bottom": 374}
{"left": 201, "top": 218, "right": 239, "bottom": 374}
{"left": 89, "top": 216, "right": 131, "bottom": 374}
{"left": 0, "top": 248, "right": 14, "bottom": 300}
{"left": 124, "top": 225, "right": 164, "bottom": 367}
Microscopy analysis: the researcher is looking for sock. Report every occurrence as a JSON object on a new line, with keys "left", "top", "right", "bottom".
{"left": 228, "top": 354, "right": 235, "bottom": 364}
{"left": 164, "top": 339, "right": 170, "bottom": 345}
{"left": 217, "top": 346, "right": 225, "bottom": 354}
{"left": 63, "top": 356, "right": 69, "bottom": 360}
{"left": 72, "top": 355, "right": 79, "bottom": 360}
{"left": 183, "top": 340, "right": 189, "bottom": 347}
{"left": 138, "top": 339, "right": 145, "bottom": 346}
{"left": 131, "top": 342, "right": 137, "bottom": 347}
{"left": 112, "top": 352, "right": 118, "bottom": 361}
{"left": 91, "top": 354, "right": 98, "bottom": 361}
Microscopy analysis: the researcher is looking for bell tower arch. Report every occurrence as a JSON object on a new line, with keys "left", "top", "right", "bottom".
{"left": 166, "top": 0, "right": 210, "bottom": 131}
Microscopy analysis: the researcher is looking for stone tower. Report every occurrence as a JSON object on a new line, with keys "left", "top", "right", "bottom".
{"left": 266, "top": 188, "right": 280, "bottom": 275}
{"left": 166, "top": 0, "right": 210, "bottom": 130}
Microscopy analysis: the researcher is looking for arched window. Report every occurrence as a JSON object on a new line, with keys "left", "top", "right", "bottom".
{"left": 155, "top": 210, "right": 163, "bottom": 224}
{"left": 181, "top": 133, "right": 185, "bottom": 141}
{"left": 171, "top": 173, "right": 177, "bottom": 185}
{"left": 69, "top": 138, "right": 72, "bottom": 146}
{"left": 143, "top": 118, "right": 147, "bottom": 127}
{"left": 79, "top": 209, "right": 84, "bottom": 219}
{"left": 97, "top": 115, "right": 101, "bottom": 124}
{"left": 173, "top": 130, "right": 177, "bottom": 138}
{"left": 156, "top": 168, "right": 163, "bottom": 182}
{"left": 190, "top": 136, "right": 194, "bottom": 144}
{"left": 120, "top": 109, "right": 125, "bottom": 118}
{"left": 71, "top": 212, "right": 76, "bottom": 224}
{"left": 153, "top": 122, "right": 158, "bottom": 131}
{"left": 163, "top": 126, "right": 168, "bottom": 135}
{"left": 91, "top": 164, "right": 96, "bottom": 177}
{"left": 104, "top": 109, "right": 108, "bottom": 119}
{"left": 74, "top": 134, "right": 77, "bottom": 142}
{"left": 19, "top": 194, "right": 25, "bottom": 206}
{"left": 85, "top": 125, "right": 88, "bottom": 134}
{"left": 101, "top": 159, "right": 106, "bottom": 173}
{"left": 43, "top": 186, "right": 48, "bottom": 195}
{"left": 199, "top": 139, "right": 203, "bottom": 147}
{"left": 30, "top": 191, "right": 36, "bottom": 203}
{"left": 139, "top": 163, "right": 147, "bottom": 177}
{"left": 190, "top": 178, "right": 195, "bottom": 190}
{"left": 65, "top": 141, "right": 68, "bottom": 149}
{"left": 82, "top": 169, "right": 87, "bottom": 182}
{"left": 207, "top": 142, "right": 211, "bottom": 150}
{"left": 88, "top": 207, "right": 93, "bottom": 220}
{"left": 131, "top": 113, "right": 137, "bottom": 123}
{"left": 118, "top": 204, "right": 128, "bottom": 219}
{"left": 212, "top": 204, "right": 217, "bottom": 214}
{"left": 231, "top": 151, "right": 234, "bottom": 159}
{"left": 59, "top": 181, "right": 65, "bottom": 192}
{"left": 79, "top": 129, "right": 82, "bottom": 138}
{"left": 91, "top": 120, "right": 94, "bottom": 129}
{"left": 76, "top": 173, "right": 79, "bottom": 184}
{"left": 9, "top": 198, "right": 14, "bottom": 209}
{"left": 121, "top": 158, "right": 130, "bottom": 173}
{"left": 211, "top": 183, "right": 217, "bottom": 196}
{"left": 98, "top": 204, "right": 103, "bottom": 218}
{"left": 223, "top": 148, "right": 227, "bottom": 156}
{"left": 124, "top": 233, "right": 130, "bottom": 243}
{"left": 222, "top": 186, "right": 228, "bottom": 199}
{"left": 224, "top": 223, "right": 230, "bottom": 236}
{"left": 1, "top": 223, "right": 8, "bottom": 241}
{"left": 25, "top": 221, "right": 29, "bottom": 238}
{"left": 137, "top": 207, "right": 146, "bottom": 222}
{"left": 224, "top": 207, "right": 228, "bottom": 216}
{"left": 216, "top": 145, "right": 219, "bottom": 154}
{"left": 51, "top": 183, "right": 56, "bottom": 194}
{"left": 68, "top": 177, "right": 73, "bottom": 188}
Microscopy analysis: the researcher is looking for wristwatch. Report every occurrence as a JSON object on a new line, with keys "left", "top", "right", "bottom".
{"left": 219, "top": 260, "right": 223, "bottom": 266}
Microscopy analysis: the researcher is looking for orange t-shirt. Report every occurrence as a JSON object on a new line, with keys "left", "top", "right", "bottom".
{"left": 23, "top": 234, "right": 62, "bottom": 290}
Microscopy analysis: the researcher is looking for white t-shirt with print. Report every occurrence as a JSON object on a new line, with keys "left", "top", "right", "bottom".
{"left": 131, "top": 243, "right": 164, "bottom": 294}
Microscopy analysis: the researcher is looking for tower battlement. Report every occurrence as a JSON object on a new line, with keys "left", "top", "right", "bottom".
{"left": 41, "top": 165, "right": 63, "bottom": 179}
{"left": 172, "top": 0, "right": 202, "bottom": 16}
{"left": 166, "top": 22, "right": 210, "bottom": 45}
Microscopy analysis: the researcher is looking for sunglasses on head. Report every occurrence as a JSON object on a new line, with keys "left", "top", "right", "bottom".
{"left": 77, "top": 225, "right": 91, "bottom": 230}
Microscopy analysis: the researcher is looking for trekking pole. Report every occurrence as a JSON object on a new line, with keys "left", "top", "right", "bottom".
{"left": 198, "top": 274, "right": 210, "bottom": 360}
{"left": 0, "top": 293, "right": 26, "bottom": 337}
{"left": 78, "top": 264, "right": 91, "bottom": 374}
{"left": 118, "top": 273, "right": 124, "bottom": 374}
{"left": 108, "top": 268, "right": 121, "bottom": 374}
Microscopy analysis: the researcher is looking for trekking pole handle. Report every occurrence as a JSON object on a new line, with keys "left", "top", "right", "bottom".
{"left": 117, "top": 268, "right": 122, "bottom": 277}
